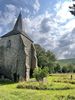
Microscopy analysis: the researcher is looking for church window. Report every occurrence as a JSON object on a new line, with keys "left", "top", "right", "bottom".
{"left": 7, "top": 40, "right": 11, "bottom": 48}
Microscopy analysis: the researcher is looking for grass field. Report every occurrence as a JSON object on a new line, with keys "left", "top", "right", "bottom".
{"left": 58, "top": 58, "right": 75, "bottom": 66}
{"left": 0, "top": 74, "right": 75, "bottom": 100}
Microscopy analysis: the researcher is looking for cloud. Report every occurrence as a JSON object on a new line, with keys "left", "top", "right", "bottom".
{"left": 22, "top": 10, "right": 60, "bottom": 52}
{"left": 54, "top": 26, "right": 75, "bottom": 59}
{"left": 0, "top": 0, "right": 40, "bottom": 35}
{"left": 40, "top": 18, "right": 51, "bottom": 33}
{"left": 3, "top": 1, "right": 75, "bottom": 59}
{"left": 0, "top": 4, "right": 17, "bottom": 26}
{"left": 55, "top": 0, "right": 74, "bottom": 23}
{"left": 0, "top": 27, "right": 2, "bottom": 35}
{"left": 33, "top": 0, "right": 40, "bottom": 12}
{"left": 0, "top": 0, "right": 75, "bottom": 59}
{"left": 0, "top": 4, "right": 18, "bottom": 36}
{"left": 6, "top": 4, "right": 17, "bottom": 12}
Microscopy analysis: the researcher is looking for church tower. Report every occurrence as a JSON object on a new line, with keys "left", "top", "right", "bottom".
{"left": 0, "top": 13, "right": 37, "bottom": 81}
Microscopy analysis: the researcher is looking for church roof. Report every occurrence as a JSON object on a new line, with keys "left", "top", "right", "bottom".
{"left": 13, "top": 12, "right": 22, "bottom": 31}
{"left": 1, "top": 13, "right": 33, "bottom": 42}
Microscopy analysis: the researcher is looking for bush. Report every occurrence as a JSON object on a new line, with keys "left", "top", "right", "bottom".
{"left": 62, "top": 66, "right": 68, "bottom": 73}
{"left": 17, "top": 82, "right": 50, "bottom": 90}
{"left": 17, "top": 81, "right": 73, "bottom": 90}
{"left": 33, "top": 67, "right": 49, "bottom": 81}
{"left": 54, "top": 63, "right": 61, "bottom": 73}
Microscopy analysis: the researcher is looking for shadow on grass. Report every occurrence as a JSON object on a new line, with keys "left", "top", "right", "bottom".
{"left": 0, "top": 79, "right": 18, "bottom": 85}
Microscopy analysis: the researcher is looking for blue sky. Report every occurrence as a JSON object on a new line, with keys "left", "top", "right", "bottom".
{"left": 0, "top": 0, "right": 75, "bottom": 59}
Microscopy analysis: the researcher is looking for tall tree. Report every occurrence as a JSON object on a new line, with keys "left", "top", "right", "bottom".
{"left": 35, "top": 44, "right": 56, "bottom": 69}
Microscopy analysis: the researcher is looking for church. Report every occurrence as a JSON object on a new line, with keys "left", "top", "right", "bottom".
{"left": 0, "top": 13, "right": 37, "bottom": 81}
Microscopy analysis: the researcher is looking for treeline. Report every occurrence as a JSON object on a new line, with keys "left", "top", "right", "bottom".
{"left": 54, "top": 64, "right": 75, "bottom": 73}
{"left": 50, "top": 63, "right": 75, "bottom": 73}
{"left": 35, "top": 44, "right": 75, "bottom": 73}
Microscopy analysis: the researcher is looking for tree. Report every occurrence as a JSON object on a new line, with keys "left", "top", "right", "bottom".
{"left": 54, "top": 63, "right": 61, "bottom": 73}
{"left": 46, "top": 50, "right": 56, "bottom": 62}
{"left": 35, "top": 44, "right": 47, "bottom": 67}
{"left": 62, "top": 66, "right": 68, "bottom": 73}
{"left": 69, "top": 0, "right": 75, "bottom": 16}
{"left": 35, "top": 44, "right": 56, "bottom": 69}
{"left": 61, "top": 64, "right": 74, "bottom": 73}
{"left": 67, "top": 64, "right": 74, "bottom": 73}
{"left": 33, "top": 67, "right": 49, "bottom": 81}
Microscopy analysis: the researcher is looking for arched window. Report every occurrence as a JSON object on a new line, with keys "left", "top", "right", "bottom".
{"left": 7, "top": 40, "right": 11, "bottom": 48}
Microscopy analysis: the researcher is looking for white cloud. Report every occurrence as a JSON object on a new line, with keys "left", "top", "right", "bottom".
{"left": 63, "top": 19, "right": 75, "bottom": 32}
{"left": 55, "top": 0, "right": 74, "bottom": 23}
{"left": 6, "top": 4, "right": 17, "bottom": 12}
{"left": 55, "top": 0, "right": 62, "bottom": 11}
{"left": 4, "top": 1, "right": 75, "bottom": 59}
{"left": 22, "top": 10, "right": 60, "bottom": 51}
{"left": 0, "top": 0, "right": 75, "bottom": 59}
{"left": 33, "top": 0, "right": 40, "bottom": 12}
{"left": 70, "top": 43, "right": 75, "bottom": 49}
{"left": 0, "top": 4, "right": 17, "bottom": 26}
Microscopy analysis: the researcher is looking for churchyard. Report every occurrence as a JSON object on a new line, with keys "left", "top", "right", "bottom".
{"left": 0, "top": 73, "right": 75, "bottom": 100}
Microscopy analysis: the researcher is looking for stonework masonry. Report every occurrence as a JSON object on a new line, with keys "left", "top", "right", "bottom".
{"left": 0, "top": 13, "right": 37, "bottom": 81}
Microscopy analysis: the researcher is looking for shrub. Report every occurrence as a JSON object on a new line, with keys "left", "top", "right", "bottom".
{"left": 17, "top": 82, "right": 50, "bottom": 90}
{"left": 54, "top": 63, "right": 61, "bottom": 73}
{"left": 33, "top": 67, "right": 49, "bottom": 81}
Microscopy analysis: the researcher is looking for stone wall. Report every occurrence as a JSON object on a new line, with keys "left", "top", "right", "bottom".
{"left": 0, "top": 33, "right": 37, "bottom": 81}
{"left": 31, "top": 44, "right": 37, "bottom": 69}
{"left": 20, "top": 34, "right": 32, "bottom": 81}
{"left": 0, "top": 34, "right": 25, "bottom": 80}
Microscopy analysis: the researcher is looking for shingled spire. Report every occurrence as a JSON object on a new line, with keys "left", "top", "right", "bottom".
{"left": 1, "top": 12, "right": 33, "bottom": 41}
{"left": 13, "top": 12, "right": 22, "bottom": 32}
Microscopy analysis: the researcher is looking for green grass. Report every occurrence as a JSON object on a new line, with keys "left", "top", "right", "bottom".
{"left": 0, "top": 74, "right": 75, "bottom": 100}
{"left": 58, "top": 58, "right": 75, "bottom": 66}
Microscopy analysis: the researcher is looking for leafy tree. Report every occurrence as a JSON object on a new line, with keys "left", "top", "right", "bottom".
{"left": 35, "top": 44, "right": 56, "bottom": 69}
{"left": 48, "top": 65, "right": 55, "bottom": 73}
{"left": 35, "top": 44, "right": 47, "bottom": 67}
{"left": 46, "top": 50, "right": 56, "bottom": 62}
{"left": 62, "top": 66, "right": 68, "bottom": 73}
{"left": 54, "top": 63, "right": 61, "bottom": 73}
{"left": 69, "top": 0, "right": 75, "bottom": 15}
{"left": 61, "top": 64, "right": 75, "bottom": 73}
{"left": 33, "top": 67, "right": 49, "bottom": 81}
{"left": 67, "top": 64, "right": 74, "bottom": 72}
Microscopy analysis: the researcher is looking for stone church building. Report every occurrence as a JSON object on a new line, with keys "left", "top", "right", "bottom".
{"left": 0, "top": 13, "right": 37, "bottom": 81}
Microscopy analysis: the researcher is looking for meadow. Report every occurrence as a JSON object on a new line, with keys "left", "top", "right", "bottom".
{"left": 58, "top": 58, "right": 75, "bottom": 66}
{"left": 0, "top": 74, "right": 75, "bottom": 100}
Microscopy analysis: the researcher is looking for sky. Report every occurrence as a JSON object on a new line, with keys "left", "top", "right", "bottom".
{"left": 0, "top": 0, "right": 75, "bottom": 59}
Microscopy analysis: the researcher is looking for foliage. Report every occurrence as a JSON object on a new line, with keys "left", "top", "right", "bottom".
{"left": 17, "top": 81, "right": 72, "bottom": 90}
{"left": 67, "top": 64, "right": 74, "bottom": 72}
{"left": 48, "top": 65, "right": 55, "bottom": 73}
{"left": 33, "top": 67, "right": 49, "bottom": 81}
{"left": 35, "top": 44, "right": 75, "bottom": 73}
{"left": 62, "top": 66, "right": 68, "bottom": 73}
{"left": 57, "top": 58, "right": 75, "bottom": 73}
{"left": 54, "top": 63, "right": 61, "bottom": 73}
{"left": 17, "top": 73, "right": 75, "bottom": 91}
{"left": 17, "top": 82, "right": 50, "bottom": 90}
{"left": 69, "top": 1, "right": 75, "bottom": 16}
{"left": 61, "top": 64, "right": 74, "bottom": 73}
{"left": 35, "top": 44, "right": 56, "bottom": 68}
